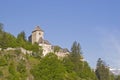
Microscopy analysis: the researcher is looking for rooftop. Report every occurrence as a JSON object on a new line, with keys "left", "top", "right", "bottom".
{"left": 32, "top": 26, "right": 44, "bottom": 32}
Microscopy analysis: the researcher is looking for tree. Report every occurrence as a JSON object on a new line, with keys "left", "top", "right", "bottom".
{"left": 70, "top": 41, "right": 83, "bottom": 62}
{"left": 66, "top": 41, "right": 98, "bottom": 80}
{"left": 0, "top": 56, "right": 7, "bottom": 66}
{"left": 95, "top": 58, "right": 110, "bottom": 80}
{"left": 62, "top": 55, "right": 81, "bottom": 80}
{"left": 17, "top": 31, "right": 26, "bottom": 42}
{"left": 31, "top": 53, "right": 65, "bottom": 80}
{"left": 17, "top": 60, "right": 27, "bottom": 80}
{"left": 16, "top": 31, "right": 27, "bottom": 48}
{"left": 116, "top": 75, "right": 120, "bottom": 80}
{"left": 0, "top": 32, "right": 17, "bottom": 49}
{"left": 71, "top": 41, "right": 81, "bottom": 55}
{"left": 8, "top": 61, "right": 19, "bottom": 80}
{"left": 53, "top": 45, "right": 61, "bottom": 53}
{"left": 70, "top": 41, "right": 83, "bottom": 72}
{"left": 0, "top": 70, "right": 3, "bottom": 78}
{"left": 0, "top": 23, "right": 3, "bottom": 32}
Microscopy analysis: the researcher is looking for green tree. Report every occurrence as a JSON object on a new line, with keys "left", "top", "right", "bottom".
{"left": 0, "top": 32, "right": 7, "bottom": 48}
{"left": 31, "top": 53, "right": 65, "bottom": 80}
{"left": 63, "top": 55, "right": 81, "bottom": 80}
{"left": 17, "top": 31, "right": 27, "bottom": 48}
{"left": 95, "top": 58, "right": 110, "bottom": 80}
{"left": 0, "top": 23, "right": 3, "bottom": 32}
{"left": 70, "top": 41, "right": 83, "bottom": 73}
{"left": 62, "top": 41, "right": 98, "bottom": 80}
{"left": 17, "top": 31, "right": 26, "bottom": 42}
{"left": 110, "top": 74, "right": 115, "bottom": 80}
{"left": 5, "top": 33, "right": 17, "bottom": 48}
{"left": 116, "top": 75, "right": 120, "bottom": 80}
{"left": 8, "top": 61, "right": 19, "bottom": 80}
{"left": 66, "top": 41, "right": 98, "bottom": 80}
{"left": 70, "top": 41, "right": 83, "bottom": 62}
{"left": 0, "top": 31, "right": 17, "bottom": 49}
{"left": 54, "top": 46, "right": 61, "bottom": 53}
{"left": 17, "top": 60, "right": 27, "bottom": 80}
{"left": 0, "top": 56, "right": 7, "bottom": 66}
{"left": 0, "top": 70, "right": 3, "bottom": 78}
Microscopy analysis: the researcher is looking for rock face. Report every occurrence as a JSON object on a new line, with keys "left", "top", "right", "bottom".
{"left": 2, "top": 47, "right": 32, "bottom": 55}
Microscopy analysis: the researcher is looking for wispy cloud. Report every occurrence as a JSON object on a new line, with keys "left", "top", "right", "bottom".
{"left": 96, "top": 27, "right": 120, "bottom": 69}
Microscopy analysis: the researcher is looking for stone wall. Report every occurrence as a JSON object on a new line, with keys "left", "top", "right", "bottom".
{"left": 39, "top": 44, "right": 53, "bottom": 56}
{"left": 0, "top": 47, "right": 32, "bottom": 55}
{"left": 0, "top": 47, "right": 69, "bottom": 58}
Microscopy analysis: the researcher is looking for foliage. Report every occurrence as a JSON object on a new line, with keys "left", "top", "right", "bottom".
{"left": 116, "top": 75, "right": 120, "bottom": 80}
{"left": 70, "top": 41, "right": 83, "bottom": 64}
{"left": 17, "top": 60, "right": 27, "bottom": 80}
{"left": 53, "top": 45, "right": 61, "bottom": 53}
{"left": 95, "top": 58, "right": 110, "bottom": 80}
{"left": 0, "top": 56, "right": 7, "bottom": 66}
{"left": 0, "top": 32, "right": 18, "bottom": 49}
{"left": 62, "top": 41, "right": 98, "bottom": 80}
{"left": 0, "top": 23, "right": 3, "bottom": 32}
{"left": 31, "top": 53, "right": 66, "bottom": 80}
{"left": 0, "top": 70, "right": 3, "bottom": 78}
{"left": 8, "top": 61, "right": 20, "bottom": 80}
{"left": 70, "top": 41, "right": 83, "bottom": 73}
{"left": 16, "top": 31, "right": 41, "bottom": 53}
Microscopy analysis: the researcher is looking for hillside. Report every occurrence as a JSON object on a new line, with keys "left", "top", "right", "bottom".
{"left": 0, "top": 47, "right": 97, "bottom": 80}
{"left": 0, "top": 24, "right": 120, "bottom": 80}
{"left": 0, "top": 25, "right": 98, "bottom": 80}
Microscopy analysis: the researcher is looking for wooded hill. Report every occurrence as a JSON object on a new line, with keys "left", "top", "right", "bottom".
{"left": 0, "top": 23, "right": 120, "bottom": 80}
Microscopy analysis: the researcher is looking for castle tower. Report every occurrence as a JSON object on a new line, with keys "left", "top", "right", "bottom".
{"left": 32, "top": 26, "right": 44, "bottom": 44}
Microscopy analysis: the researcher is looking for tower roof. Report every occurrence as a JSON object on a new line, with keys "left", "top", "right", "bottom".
{"left": 32, "top": 26, "right": 44, "bottom": 33}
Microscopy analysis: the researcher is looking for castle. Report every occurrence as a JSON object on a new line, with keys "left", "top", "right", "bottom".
{"left": 0, "top": 26, "right": 69, "bottom": 57}
{"left": 29, "top": 26, "right": 52, "bottom": 56}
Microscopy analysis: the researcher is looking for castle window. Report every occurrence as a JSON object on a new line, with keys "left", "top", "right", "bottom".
{"left": 39, "top": 33, "right": 41, "bottom": 35}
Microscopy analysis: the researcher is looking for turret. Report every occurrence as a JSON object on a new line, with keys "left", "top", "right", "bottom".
{"left": 31, "top": 26, "right": 44, "bottom": 44}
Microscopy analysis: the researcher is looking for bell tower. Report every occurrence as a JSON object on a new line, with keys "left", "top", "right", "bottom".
{"left": 32, "top": 26, "right": 44, "bottom": 44}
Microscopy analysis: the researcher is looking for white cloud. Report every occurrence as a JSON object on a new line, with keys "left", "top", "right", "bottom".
{"left": 96, "top": 27, "right": 120, "bottom": 68}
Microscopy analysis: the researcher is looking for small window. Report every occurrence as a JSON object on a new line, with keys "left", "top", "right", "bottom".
{"left": 39, "top": 33, "right": 41, "bottom": 35}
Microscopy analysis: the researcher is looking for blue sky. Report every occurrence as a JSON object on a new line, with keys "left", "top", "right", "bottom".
{"left": 0, "top": 0, "right": 120, "bottom": 69}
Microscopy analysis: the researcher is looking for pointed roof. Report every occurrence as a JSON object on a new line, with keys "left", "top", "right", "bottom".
{"left": 32, "top": 26, "right": 44, "bottom": 33}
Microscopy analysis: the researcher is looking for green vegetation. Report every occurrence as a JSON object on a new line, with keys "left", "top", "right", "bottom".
{"left": 0, "top": 24, "right": 40, "bottom": 52}
{"left": 95, "top": 58, "right": 110, "bottom": 80}
{"left": 53, "top": 45, "right": 61, "bottom": 53}
{"left": 116, "top": 75, "right": 120, "bottom": 80}
{"left": 62, "top": 41, "right": 97, "bottom": 80}
{"left": 31, "top": 53, "right": 65, "bottom": 80}
{"left": 95, "top": 58, "right": 119, "bottom": 80}
{"left": 0, "top": 23, "right": 119, "bottom": 80}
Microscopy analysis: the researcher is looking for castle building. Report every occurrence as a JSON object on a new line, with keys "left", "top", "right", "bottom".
{"left": 29, "top": 26, "right": 52, "bottom": 56}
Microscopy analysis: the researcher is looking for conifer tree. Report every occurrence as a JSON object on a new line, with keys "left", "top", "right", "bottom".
{"left": 0, "top": 23, "right": 3, "bottom": 32}
{"left": 116, "top": 75, "right": 120, "bottom": 80}
{"left": 70, "top": 41, "right": 82, "bottom": 63}
{"left": 95, "top": 58, "right": 110, "bottom": 80}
